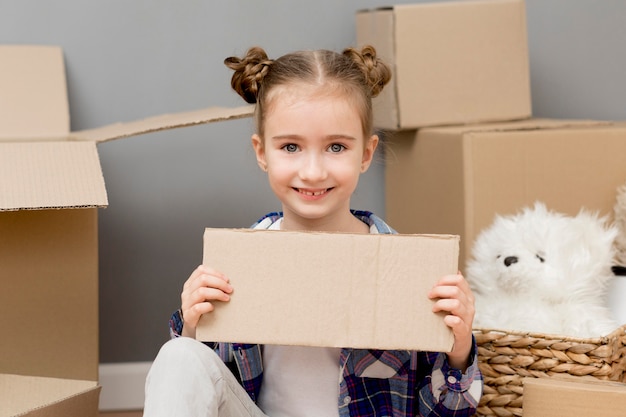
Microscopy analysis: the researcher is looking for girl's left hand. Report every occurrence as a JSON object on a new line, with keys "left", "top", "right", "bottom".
{"left": 428, "top": 272, "right": 475, "bottom": 371}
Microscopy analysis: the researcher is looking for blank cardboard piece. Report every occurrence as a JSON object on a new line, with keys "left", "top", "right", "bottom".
{"left": 197, "top": 228, "right": 458, "bottom": 351}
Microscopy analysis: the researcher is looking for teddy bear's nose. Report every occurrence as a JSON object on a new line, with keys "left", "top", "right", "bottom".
{"left": 504, "top": 256, "right": 518, "bottom": 267}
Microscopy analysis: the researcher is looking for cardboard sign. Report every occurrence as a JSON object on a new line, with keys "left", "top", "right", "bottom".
{"left": 197, "top": 228, "right": 458, "bottom": 352}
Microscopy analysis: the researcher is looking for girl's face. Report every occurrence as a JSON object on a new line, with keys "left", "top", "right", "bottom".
{"left": 252, "top": 87, "right": 378, "bottom": 232}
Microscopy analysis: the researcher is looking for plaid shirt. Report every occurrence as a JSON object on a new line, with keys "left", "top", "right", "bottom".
{"left": 170, "top": 211, "right": 483, "bottom": 416}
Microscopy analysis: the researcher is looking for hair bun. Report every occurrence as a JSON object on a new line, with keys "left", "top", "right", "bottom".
{"left": 343, "top": 45, "right": 391, "bottom": 98}
{"left": 224, "top": 47, "right": 273, "bottom": 104}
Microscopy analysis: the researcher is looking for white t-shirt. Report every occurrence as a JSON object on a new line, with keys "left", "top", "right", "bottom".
{"left": 257, "top": 345, "right": 341, "bottom": 417}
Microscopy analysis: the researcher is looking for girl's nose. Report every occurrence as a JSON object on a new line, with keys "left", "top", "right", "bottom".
{"left": 299, "top": 153, "right": 327, "bottom": 181}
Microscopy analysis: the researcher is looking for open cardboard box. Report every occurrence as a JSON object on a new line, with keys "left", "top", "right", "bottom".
{"left": 0, "top": 44, "right": 253, "bottom": 414}
{"left": 197, "top": 228, "right": 458, "bottom": 352}
{"left": 385, "top": 118, "right": 626, "bottom": 269}
{"left": 522, "top": 376, "right": 626, "bottom": 417}
{"left": 356, "top": 0, "right": 531, "bottom": 130}
{"left": 0, "top": 374, "right": 100, "bottom": 417}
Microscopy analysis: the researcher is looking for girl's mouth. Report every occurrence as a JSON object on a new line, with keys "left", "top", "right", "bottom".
{"left": 294, "top": 188, "right": 332, "bottom": 197}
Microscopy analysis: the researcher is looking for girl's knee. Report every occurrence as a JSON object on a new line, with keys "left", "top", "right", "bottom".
{"left": 158, "top": 336, "right": 200, "bottom": 354}
{"left": 151, "top": 337, "right": 223, "bottom": 376}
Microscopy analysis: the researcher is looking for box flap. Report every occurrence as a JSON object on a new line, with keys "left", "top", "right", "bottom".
{"left": 420, "top": 118, "right": 612, "bottom": 135}
{"left": 68, "top": 105, "right": 254, "bottom": 143}
{"left": 0, "top": 45, "right": 69, "bottom": 140}
{"left": 0, "top": 374, "right": 99, "bottom": 417}
{"left": 0, "top": 142, "right": 107, "bottom": 211}
{"left": 197, "top": 228, "right": 458, "bottom": 351}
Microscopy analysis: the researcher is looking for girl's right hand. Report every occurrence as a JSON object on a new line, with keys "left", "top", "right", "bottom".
{"left": 180, "top": 265, "right": 233, "bottom": 338}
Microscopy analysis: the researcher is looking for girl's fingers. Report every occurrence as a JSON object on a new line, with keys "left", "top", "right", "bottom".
{"left": 183, "top": 265, "right": 230, "bottom": 292}
{"left": 183, "top": 266, "right": 232, "bottom": 298}
{"left": 429, "top": 273, "right": 475, "bottom": 328}
{"left": 429, "top": 273, "right": 474, "bottom": 304}
{"left": 182, "top": 287, "right": 232, "bottom": 327}
{"left": 180, "top": 265, "right": 233, "bottom": 329}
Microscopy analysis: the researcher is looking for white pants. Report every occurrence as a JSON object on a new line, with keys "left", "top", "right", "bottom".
{"left": 143, "top": 337, "right": 267, "bottom": 417}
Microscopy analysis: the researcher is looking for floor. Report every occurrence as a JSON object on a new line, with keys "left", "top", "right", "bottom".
{"left": 99, "top": 412, "right": 142, "bottom": 417}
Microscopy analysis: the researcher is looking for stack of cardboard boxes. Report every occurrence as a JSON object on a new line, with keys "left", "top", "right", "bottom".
{"left": 357, "top": 0, "right": 626, "bottom": 414}
{"left": 0, "top": 44, "right": 252, "bottom": 416}
{"left": 357, "top": 0, "right": 626, "bottom": 268}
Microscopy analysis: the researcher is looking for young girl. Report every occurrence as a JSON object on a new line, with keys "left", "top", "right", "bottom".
{"left": 144, "top": 45, "right": 483, "bottom": 417}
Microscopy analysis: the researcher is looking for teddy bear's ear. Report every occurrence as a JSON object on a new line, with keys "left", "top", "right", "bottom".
{"left": 570, "top": 209, "right": 617, "bottom": 258}
{"left": 532, "top": 201, "right": 547, "bottom": 212}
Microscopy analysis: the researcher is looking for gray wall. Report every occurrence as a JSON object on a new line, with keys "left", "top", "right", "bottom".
{"left": 1, "top": 0, "right": 625, "bottom": 363}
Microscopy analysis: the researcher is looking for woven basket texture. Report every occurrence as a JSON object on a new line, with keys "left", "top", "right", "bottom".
{"left": 473, "top": 324, "right": 626, "bottom": 417}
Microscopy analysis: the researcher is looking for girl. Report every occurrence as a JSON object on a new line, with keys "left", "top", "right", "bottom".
{"left": 144, "top": 45, "right": 483, "bottom": 417}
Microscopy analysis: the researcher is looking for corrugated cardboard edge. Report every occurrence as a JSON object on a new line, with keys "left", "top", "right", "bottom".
{"left": 421, "top": 118, "right": 613, "bottom": 135}
{"left": 523, "top": 375, "right": 626, "bottom": 391}
{"left": 19, "top": 386, "right": 101, "bottom": 417}
{"left": 68, "top": 104, "right": 254, "bottom": 143}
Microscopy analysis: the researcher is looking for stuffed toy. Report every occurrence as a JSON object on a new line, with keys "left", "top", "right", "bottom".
{"left": 466, "top": 202, "right": 619, "bottom": 338}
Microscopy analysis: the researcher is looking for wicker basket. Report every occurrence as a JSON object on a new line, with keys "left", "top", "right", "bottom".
{"left": 473, "top": 324, "right": 626, "bottom": 417}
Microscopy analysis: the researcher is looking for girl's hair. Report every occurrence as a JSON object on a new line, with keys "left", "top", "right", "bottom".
{"left": 224, "top": 45, "right": 391, "bottom": 138}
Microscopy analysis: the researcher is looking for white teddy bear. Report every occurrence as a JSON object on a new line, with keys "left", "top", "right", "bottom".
{"left": 466, "top": 202, "right": 619, "bottom": 338}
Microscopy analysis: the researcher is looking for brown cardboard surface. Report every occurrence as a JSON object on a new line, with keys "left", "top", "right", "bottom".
{"left": 356, "top": 0, "right": 531, "bottom": 130}
{"left": 0, "top": 374, "right": 100, "bottom": 417}
{"left": 0, "top": 45, "right": 68, "bottom": 139}
{"left": 0, "top": 42, "right": 253, "bottom": 391}
{"left": 197, "top": 228, "right": 458, "bottom": 351}
{"left": 522, "top": 377, "right": 626, "bottom": 417}
{"left": 385, "top": 119, "right": 626, "bottom": 269}
{"left": 0, "top": 209, "right": 99, "bottom": 380}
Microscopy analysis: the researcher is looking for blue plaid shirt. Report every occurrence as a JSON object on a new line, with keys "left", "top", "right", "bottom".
{"left": 170, "top": 211, "right": 483, "bottom": 416}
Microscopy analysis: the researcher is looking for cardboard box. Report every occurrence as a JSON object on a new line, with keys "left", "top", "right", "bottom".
{"left": 522, "top": 377, "right": 626, "bottom": 417}
{"left": 196, "top": 228, "right": 458, "bottom": 351}
{"left": 356, "top": 0, "right": 531, "bottom": 130}
{"left": 0, "top": 374, "right": 100, "bottom": 417}
{"left": 384, "top": 119, "right": 626, "bottom": 268}
{"left": 0, "top": 44, "right": 252, "bottom": 385}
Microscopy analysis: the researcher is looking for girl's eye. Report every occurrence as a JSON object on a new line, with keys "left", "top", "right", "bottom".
{"left": 329, "top": 143, "right": 346, "bottom": 153}
{"left": 536, "top": 253, "right": 545, "bottom": 263}
{"left": 282, "top": 143, "right": 299, "bottom": 153}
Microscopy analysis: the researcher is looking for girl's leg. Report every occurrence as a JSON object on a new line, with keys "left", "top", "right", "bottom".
{"left": 143, "top": 337, "right": 266, "bottom": 417}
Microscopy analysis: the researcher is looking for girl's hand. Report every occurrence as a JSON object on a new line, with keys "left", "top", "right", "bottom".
{"left": 428, "top": 272, "right": 475, "bottom": 371}
{"left": 180, "top": 265, "right": 233, "bottom": 338}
